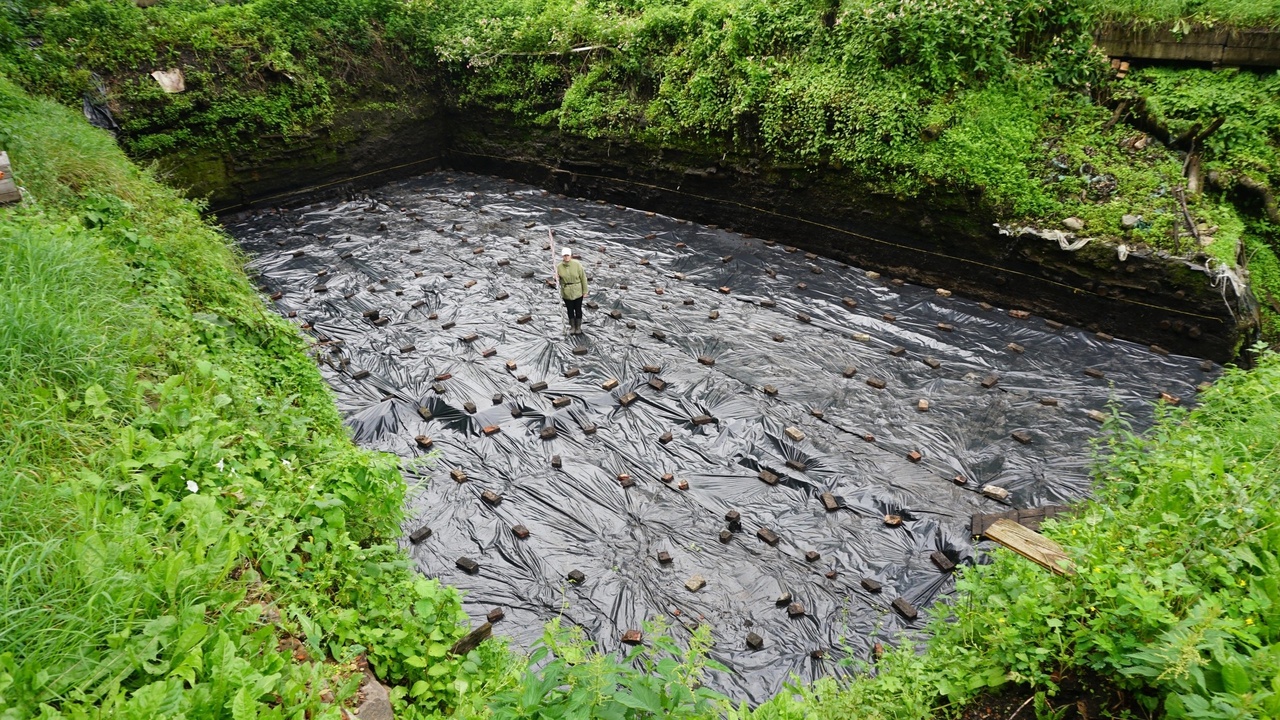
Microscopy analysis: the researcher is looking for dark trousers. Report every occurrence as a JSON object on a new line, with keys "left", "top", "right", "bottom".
{"left": 563, "top": 296, "right": 583, "bottom": 323}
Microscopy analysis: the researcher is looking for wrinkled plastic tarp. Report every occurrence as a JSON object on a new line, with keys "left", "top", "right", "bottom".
{"left": 229, "top": 172, "right": 1214, "bottom": 703}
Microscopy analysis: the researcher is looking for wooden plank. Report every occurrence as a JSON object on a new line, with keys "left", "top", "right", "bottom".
{"left": 449, "top": 622, "right": 493, "bottom": 655}
{"left": 984, "top": 519, "right": 1075, "bottom": 576}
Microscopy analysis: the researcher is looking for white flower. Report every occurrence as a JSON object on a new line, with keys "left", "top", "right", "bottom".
{"left": 215, "top": 459, "right": 225, "bottom": 472}
{"left": 282, "top": 459, "right": 292, "bottom": 469}
{"left": 187, "top": 480, "right": 200, "bottom": 493}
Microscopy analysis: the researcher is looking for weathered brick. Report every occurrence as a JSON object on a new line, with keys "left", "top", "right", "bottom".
{"left": 788, "top": 602, "right": 806, "bottom": 617}
{"left": 617, "top": 473, "right": 634, "bottom": 488}
{"left": 530, "top": 380, "right": 548, "bottom": 392}
{"left": 757, "top": 527, "right": 780, "bottom": 545}
{"left": 463, "top": 401, "right": 477, "bottom": 414}
{"left": 456, "top": 557, "right": 480, "bottom": 574}
{"left": 563, "top": 367, "right": 580, "bottom": 378}
{"left": 450, "top": 469, "right": 468, "bottom": 483}
{"left": 481, "top": 347, "right": 497, "bottom": 358}
{"left": 659, "top": 431, "right": 673, "bottom": 444}
{"left": 906, "top": 450, "right": 922, "bottom": 463}
{"left": 804, "top": 550, "right": 820, "bottom": 563}
{"left": 758, "top": 470, "right": 779, "bottom": 485}
{"left": 889, "top": 346, "right": 906, "bottom": 356}
{"left": 415, "top": 435, "right": 433, "bottom": 449}
{"left": 657, "top": 551, "right": 672, "bottom": 564}
{"left": 698, "top": 355, "right": 715, "bottom": 366}
{"left": 746, "top": 632, "right": 764, "bottom": 650}
{"left": 540, "top": 426, "right": 557, "bottom": 440}
{"left": 1007, "top": 342, "right": 1025, "bottom": 354}
{"left": 883, "top": 514, "right": 902, "bottom": 527}
{"left": 551, "top": 455, "right": 562, "bottom": 468}
{"left": 642, "top": 364, "right": 662, "bottom": 373}
{"left": 1011, "top": 430, "right": 1033, "bottom": 444}
{"left": 860, "top": 577, "right": 882, "bottom": 593}
{"left": 481, "top": 490, "right": 502, "bottom": 506}
{"left": 842, "top": 366, "right": 858, "bottom": 378}
{"left": 352, "top": 369, "right": 370, "bottom": 380}
{"left": 648, "top": 377, "right": 666, "bottom": 391}
{"left": 930, "top": 551, "right": 955, "bottom": 572}
{"left": 866, "top": 377, "right": 887, "bottom": 389}
{"left": 410, "top": 525, "right": 432, "bottom": 543}
{"left": 512, "top": 524, "right": 530, "bottom": 539}
{"left": 602, "top": 378, "right": 619, "bottom": 390}
{"left": 1039, "top": 397, "right": 1059, "bottom": 406}
{"left": 487, "top": 608, "right": 505, "bottom": 623}
{"left": 820, "top": 492, "right": 839, "bottom": 511}
{"left": 1008, "top": 309, "right": 1030, "bottom": 320}
{"left": 892, "top": 597, "right": 918, "bottom": 620}
{"left": 981, "top": 484, "right": 1011, "bottom": 502}
{"left": 685, "top": 575, "right": 707, "bottom": 592}
{"left": 786, "top": 458, "right": 808, "bottom": 471}
{"left": 619, "top": 392, "right": 639, "bottom": 406}
{"left": 981, "top": 374, "right": 1000, "bottom": 389}
{"left": 691, "top": 414, "right": 714, "bottom": 425}
{"left": 621, "top": 629, "right": 643, "bottom": 645}
{"left": 482, "top": 425, "right": 501, "bottom": 436}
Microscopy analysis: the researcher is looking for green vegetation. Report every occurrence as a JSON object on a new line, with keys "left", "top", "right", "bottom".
{"left": 0, "top": 76, "right": 514, "bottom": 719}
{"left": 1083, "top": 0, "right": 1280, "bottom": 29}
{"left": 4, "top": 0, "right": 1280, "bottom": 717}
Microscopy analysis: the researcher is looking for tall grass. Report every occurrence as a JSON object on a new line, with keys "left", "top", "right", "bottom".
{"left": 0, "top": 75, "right": 508, "bottom": 718}
{"left": 1084, "top": 0, "right": 1280, "bottom": 28}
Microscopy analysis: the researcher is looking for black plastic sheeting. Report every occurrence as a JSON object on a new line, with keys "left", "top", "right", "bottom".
{"left": 229, "top": 171, "right": 1216, "bottom": 703}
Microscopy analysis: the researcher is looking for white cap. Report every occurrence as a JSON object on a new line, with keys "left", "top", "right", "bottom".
{"left": 561, "top": 247, "right": 572, "bottom": 256}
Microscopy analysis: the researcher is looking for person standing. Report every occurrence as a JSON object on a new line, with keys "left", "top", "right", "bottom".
{"left": 556, "top": 246, "right": 588, "bottom": 334}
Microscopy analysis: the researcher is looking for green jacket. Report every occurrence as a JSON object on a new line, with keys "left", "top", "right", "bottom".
{"left": 557, "top": 259, "right": 588, "bottom": 301}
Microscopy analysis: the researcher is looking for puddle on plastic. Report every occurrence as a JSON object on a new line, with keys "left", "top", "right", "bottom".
{"left": 229, "top": 171, "right": 1214, "bottom": 703}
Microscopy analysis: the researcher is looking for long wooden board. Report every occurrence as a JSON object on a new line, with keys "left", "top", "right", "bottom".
{"left": 971, "top": 504, "right": 1070, "bottom": 537}
{"left": 984, "top": 519, "right": 1076, "bottom": 576}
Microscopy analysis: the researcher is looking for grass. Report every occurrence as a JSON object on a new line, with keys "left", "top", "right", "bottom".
{"left": 1083, "top": 0, "right": 1280, "bottom": 28}
{"left": 0, "top": 74, "right": 514, "bottom": 718}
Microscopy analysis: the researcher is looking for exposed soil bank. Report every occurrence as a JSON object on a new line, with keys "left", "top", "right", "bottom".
{"left": 188, "top": 104, "right": 1255, "bottom": 362}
